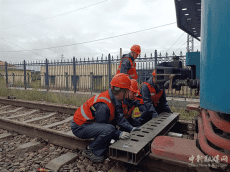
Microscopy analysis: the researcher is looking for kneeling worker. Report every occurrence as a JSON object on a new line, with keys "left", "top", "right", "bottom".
{"left": 71, "top": 73, "right": 140, "bottom": 163}
{"left": 122, "top": 79, "right": 144, "bottom": 127}
{"left": 137, "top": 70, "right": 171, "bottom": 125}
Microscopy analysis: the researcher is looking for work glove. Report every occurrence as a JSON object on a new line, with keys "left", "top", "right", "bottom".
{"left": 119, "top": 132, "right": 130, "bottom": 140}
{"left": 131, "top": 127, "right": 141, "bottom": 132}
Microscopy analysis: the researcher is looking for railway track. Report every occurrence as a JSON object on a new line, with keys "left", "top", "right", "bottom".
{"left": 0, "top": 97, "right": 223, "bottom": 172}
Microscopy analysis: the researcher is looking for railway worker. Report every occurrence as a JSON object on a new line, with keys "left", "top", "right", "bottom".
{"left": 137, "top": 70, "right": 172, "bottom": 125}
{"left": 71, "top": 73, "right": 140, "bottom": 163}
{"left": 116, "top": 45, "right": 141, "bottom": 79}
{"left": 121, "top": 79, "right": 145, "bottom": 127}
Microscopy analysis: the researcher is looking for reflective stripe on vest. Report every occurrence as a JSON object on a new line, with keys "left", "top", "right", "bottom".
{"left": 99, "top": 97, "right": 111, "bottom": 103}
{"left": 73, "top": 90, "right": 115, "bottom": 125}
{"left": 142, "top": 82, "right": 163, "bottom": 107}
{"left": 80, "top": 105, "right": 90, "bottom": 120}
{"left": 94, "top": 94, "right": 99, "bottom": 103}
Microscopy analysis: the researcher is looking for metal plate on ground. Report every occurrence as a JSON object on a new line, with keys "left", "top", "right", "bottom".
{"left": 109, "top": 112, "right": 179, "bottom": 165}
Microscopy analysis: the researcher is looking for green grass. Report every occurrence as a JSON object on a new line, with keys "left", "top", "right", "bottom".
{"left": 0, "top": 77, "right": 199, "bottom": 118}
{"left": 0, "top": 77, "right": 91, "bottom": 107}
{"left": 171, "top": 106, "right": 199, "bottom": 121}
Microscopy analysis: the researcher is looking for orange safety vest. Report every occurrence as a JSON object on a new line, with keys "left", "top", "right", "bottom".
{"left": 135, "top": 92, "right": 144, "bottom": 105}
{"left": 73, "top": 90, "right": 115, "bottom": 126}
{"left": 117, "top": 57, "right": 138, "bottom": 79}
{"left": 143, "top": 82, "right": 163, "bottom": 106}
{"left": 122, "top": 102, "right": 135, "bottom": 119}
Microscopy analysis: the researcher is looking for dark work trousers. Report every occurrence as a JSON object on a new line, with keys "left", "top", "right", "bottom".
{"left": 71, "top": 119, "right": 116, "bottom": 156}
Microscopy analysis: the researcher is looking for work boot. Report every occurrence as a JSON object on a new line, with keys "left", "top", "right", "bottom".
{"left": 82, "top": 148, "right": 104, "bottom": 163}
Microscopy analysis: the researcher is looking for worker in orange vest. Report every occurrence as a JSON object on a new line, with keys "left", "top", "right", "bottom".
{"left": 116, "top": 45, "right": 141, "bottom": 79}
{"left": 71, "top": 73, "right": 140, "bottom": 163}
{"left": 121, "top": 79, "right": 145, "bottom": 127}
{"left": 137, "top": 70, "right": 171, "bottom": 125}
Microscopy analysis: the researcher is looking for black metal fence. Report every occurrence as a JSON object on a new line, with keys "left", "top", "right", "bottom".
{"left": 0, "top": 50, "right": 191, "bottom": 95}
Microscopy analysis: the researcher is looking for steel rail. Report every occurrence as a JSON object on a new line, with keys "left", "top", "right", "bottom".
{"left": 0, "top": 97, "right": 77, "bottom": 114}
{"left": 0, "top": 117, "right": 90, "bottom": 150}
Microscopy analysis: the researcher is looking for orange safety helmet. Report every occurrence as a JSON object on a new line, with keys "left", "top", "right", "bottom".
{"left": 110, "top": 73, "right": 132, "bottom": 90}
{"left": 130, "top": 45, "right": 141, "bottom": 55}
{"left": 130, "top": 79, "right": 140, "bottom": 93}
{"left": 152, "top": 70, "right": 156, "bottom": 77}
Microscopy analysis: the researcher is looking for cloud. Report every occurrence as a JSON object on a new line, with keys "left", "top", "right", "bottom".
{"left": 0, "top": 0, "right": 200, "bottom": 64}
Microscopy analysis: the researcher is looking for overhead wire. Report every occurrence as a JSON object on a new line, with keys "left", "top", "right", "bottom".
{"left": 166, "top": 32, "right": 185, "bottom": 53}
{"left": 0, "top": 22, "right": 177, "bottom": 53}
{"left": 175, "top": 40, "right": 187, "bottom": 53}
{"left": 0, "top": 38, "right": 48, "bottom": 59}
{"left": 0, "top": 0, "right": 109, "bottom": 30}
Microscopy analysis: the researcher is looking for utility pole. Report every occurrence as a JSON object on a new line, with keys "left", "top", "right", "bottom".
{"left": 187, "top": 34, "right": 194, "bottom": 52}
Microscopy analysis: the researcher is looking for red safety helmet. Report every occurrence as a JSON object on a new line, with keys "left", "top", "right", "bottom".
{"left": 130, "top": 79, "right": 140, "bottom": 94}
{"left": 110, "top": 73, "right": 132, "bottom": 90}
{"left": 152, "top": 70, "right": 156, "bottom": 77}
{"left": 130, "top": 45, "right": 141, "bottom": 55}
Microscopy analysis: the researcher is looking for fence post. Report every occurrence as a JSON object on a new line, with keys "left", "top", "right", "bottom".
{"left": 45, "top": 59, "right": 49, "bottom": 91}
{"left": 108, "top": 54, "right": 111, "bottom": 89}
{"left": 65, "top": 72, "right": 68, "bottom": 91}
{"left": 5, "top": 61, "right": 8, "bottom": 88}
{"left": 73, "top": 57, "right": 76, "bottom": 93}
{"left": 27, "top": 73, "right": 30, "bottom": 88}
{"left": 24, "top": 60, "right": 26, "bottom": 90}
{"left": 90, "top": 72, "right": 93, "bottom": 94}
{"left": 154, "top": 50, "right": 157, "bottom": 81}
{"left": 12, "top": 73, "right": 15, "bottom": 86}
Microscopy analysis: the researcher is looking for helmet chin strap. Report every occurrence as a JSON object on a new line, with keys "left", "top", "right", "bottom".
{"left": 122, "top": 90, "right": 127, "bottom": 101}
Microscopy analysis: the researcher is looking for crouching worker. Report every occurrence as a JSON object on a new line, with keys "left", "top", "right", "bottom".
{"left": 71, "top": 73, "right": 140, "bottom": 163}
{"left": 122, "top": 79, "right": 145, "bottom": 127}
{"left": 137, "top": 70, "right": 171, "bottom": 125}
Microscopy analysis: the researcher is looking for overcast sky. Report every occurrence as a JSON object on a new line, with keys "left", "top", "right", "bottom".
{"left": 0, "top": 0, "right": 200, "bottom": 64}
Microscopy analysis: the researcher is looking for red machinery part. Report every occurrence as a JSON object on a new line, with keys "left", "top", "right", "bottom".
{"left": 208, "top": 110, "right": 230, "bottom": 133}
{"left": 202, "top": 110, "right": 230, "bottom": 150}
{"left": 151, "top": 136, "right": 205, "bottom": 163}
{"left": 187, "top": 104, "right": 200, "bottom": 111}
{"left": 198, "top": 116, "right": 230, "bottom": 164}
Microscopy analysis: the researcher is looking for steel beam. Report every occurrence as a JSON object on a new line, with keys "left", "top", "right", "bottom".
{"left": 109, "top": 112, "right": 179, "bottom": 165}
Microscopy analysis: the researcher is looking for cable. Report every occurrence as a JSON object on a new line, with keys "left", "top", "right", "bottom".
{"left": 166, "top": 32, "right": 185, "bottom": 53}
{"left": 0, "top": 0, "right": 108, "bottom": 30}
{"left": 175, "top": 40, "right": 187, "bottom": 53}
{"left": 0, "top": 38, "right": 48, "bottom": 59}
{"left": 0, "top": 22, "right": 176, "bottom": 52}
